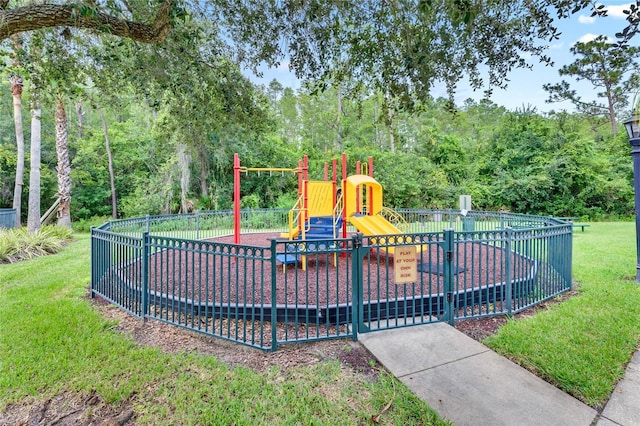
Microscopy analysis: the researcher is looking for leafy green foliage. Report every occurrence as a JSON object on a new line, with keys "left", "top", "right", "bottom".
{"left": 543, "top": 35, "right": 640, "bottom": 134}
{"left": 470, "top": 111, "right": 631, "bottom": 216}
{"left": 0, "top": 225, "right": 73, "bottom": 263}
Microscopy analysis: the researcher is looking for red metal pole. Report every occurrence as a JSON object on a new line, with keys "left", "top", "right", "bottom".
{"left": 355, "top": 161, "right": 361, "bottom": 214}
{"left": 369, "top": 156, "right": 374, "bottom": 215}
{"left": 297, "top": 159, "right": 303, "bottom": 235}
{"left": 303, "top": 155, "right": 309, "bottom": 227}
{"left": 233, "top": 153, "right": 241, "bottom": 244}
{"left": 304, "top": 155, "right": 309, "bottom": 180}
{"left": 341, "top": 153, "right": 347, "bottom": 238}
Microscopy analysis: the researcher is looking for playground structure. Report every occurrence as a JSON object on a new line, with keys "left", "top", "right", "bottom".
{"left": 233, "top": 153, "right": 419, "bottom": 269}
{"left": 91, "top": 153, "right": 574, "bottom": 352}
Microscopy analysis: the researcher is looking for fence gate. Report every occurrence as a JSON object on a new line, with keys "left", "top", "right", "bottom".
{"left": 355, "top": 230, "right": 455, "bottom": 333}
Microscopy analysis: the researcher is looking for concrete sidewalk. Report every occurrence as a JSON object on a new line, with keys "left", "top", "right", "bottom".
{"left": 359, "top": 323, "right": 638, "bottom": 426}
{"left": 597, "top": 346, "right": 640, "bottom": 426}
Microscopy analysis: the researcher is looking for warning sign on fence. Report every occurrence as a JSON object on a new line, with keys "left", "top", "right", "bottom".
{"left": 394, "top": 245, "right": 417, "bottom": 284}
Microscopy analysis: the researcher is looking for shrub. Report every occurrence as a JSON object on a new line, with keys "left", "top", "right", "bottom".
{"left": 72, "top": 216, "right": 112, "bottom": 233}
{"left": 0, "top": 226, "right": 74, "bottom": 264}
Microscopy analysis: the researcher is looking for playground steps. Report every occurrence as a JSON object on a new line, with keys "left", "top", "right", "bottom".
{"left": 281, "top": 216, "right": 343, "bottom": 240}
{"left": 304, "top": 216, "right": 342, "bottom": 238}
{"left": 277, "top": 216, "right": 342, "bottom": 270}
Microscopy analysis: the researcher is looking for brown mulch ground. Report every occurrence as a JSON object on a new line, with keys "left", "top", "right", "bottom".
{"left": 135, "top": 232, "right": 533, "bottom": 308}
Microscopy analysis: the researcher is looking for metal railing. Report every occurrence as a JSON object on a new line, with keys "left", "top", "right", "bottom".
{"left": 91, "top": 209, "right": 573, "bottom": 351}
{"left": 0, "top": 208, "right": 17, "bottom": 229}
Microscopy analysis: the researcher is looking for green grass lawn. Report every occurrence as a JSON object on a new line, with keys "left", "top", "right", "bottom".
{"left": 0, "top": 234, "right": 448, "bottom": 424}
{"left": 485, "top": 222, "right": 640, "bottom": 407}
{"left": 3, "top": 223, "right": 639, "bottom": 422}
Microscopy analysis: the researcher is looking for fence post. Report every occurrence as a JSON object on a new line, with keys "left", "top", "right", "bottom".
{"left": 270, "top": 238, "right": 278, "bottom": 352}
{"left": 505, "top": 228, "right": 513, "bottom": 316}
{"left": 196, "top": 211, "right": 200, "bottom": 240}
{"left": 549, "top": 225, "right": 572, "bottom": 288}
{"left": 142, "top": 232, "right": 149, "bottom": 317}
{"left": 565, "top": 229, "right": 573, "bottom": 288}
{"left": 90, "top": 227, "right": 96, "bottom": 298}
{"left": 145, "top": 214, "right": 150, "bottom": 233}
{"left": 352, "top": 233, "right": 364, "bottom": 338}
{"left": 442, "top": 228, "right": 455, "bottom": 325}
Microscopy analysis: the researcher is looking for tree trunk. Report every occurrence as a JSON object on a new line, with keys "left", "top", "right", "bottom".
{"left": 99, "top": 107, "right": 117, "bottom": 219}
{"left": 198, "top": 145, "right": 209, "bottom": 198}
{"left": 605, "top": 82, "right": 617, "bottom": 135}
{"left": 373, "top": 101, "right": 381, "bottom": 148}
{"left": 178, "top": 143, "right": 191, "bottom": 213}
{"left": 55, "top": 97, "right": 72, "bottom": 228}
{"left": 75, "top": 102, "right": 84, "bottom": 139}
{"left": 388, "top": 107, "right": 396, "bottom": 153}
{"left": 10, "top": 75, "right": 24, "bottom": 228}
{"left": 27, "top": 101, "right": 41, "bottom": 233}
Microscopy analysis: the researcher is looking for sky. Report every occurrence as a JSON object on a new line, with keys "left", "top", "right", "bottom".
{"left": 247, "top": 2, "right": 639, "bottom": 113}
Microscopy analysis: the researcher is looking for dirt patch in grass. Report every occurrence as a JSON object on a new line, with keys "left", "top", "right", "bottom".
{"left": 0, "top": 391, "right": 134, "bottom": 426}
{"left": 93, "top": 297, "right": 378, "bottom": 374}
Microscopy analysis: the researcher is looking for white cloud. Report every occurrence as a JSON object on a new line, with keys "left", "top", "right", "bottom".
{"left": 578, "top": 14, "right": 597, "bottom": 24}
{"left": 576, "top": 33, "right": 614, "bottom": 43}
{"left": 577, "top": 33, "right": 599, "bottom": 43}
{"left": 603, "top": 4, "right": 633, "bottom": 19}
{"left": 276, "top": 60, "right": 291, "bottom": 71}
{"left": 550, "top": 42, "right": 564, "bottom": 50}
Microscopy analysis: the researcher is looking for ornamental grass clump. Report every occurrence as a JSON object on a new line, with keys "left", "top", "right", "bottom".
{"left": 0, "top": 226, "right": 73, "bottom": 264}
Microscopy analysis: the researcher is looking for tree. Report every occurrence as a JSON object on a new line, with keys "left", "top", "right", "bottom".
{"left": 55, "top": 97, "right": 71, "bottom": 228}
{"left": 97, "top": 106, "right": 117, "bottom": 219}
{"left": 0, "top": 1, "right": 173, "bottom": 43}
{"left": 543, "top": 35, "right": 640, "bottom": 134}
{"left": 34, "top": 30, "right": 87, "bottom": 228}
{"left": 26, "top": 97, "right": 41, "bottom": 233}
{"left": 9, "top": 74, "right": 24, "bottom": 227}
{"left": 82, "top": 18, "right": 273, "bottom": 214}
{"left": 0, "top": 1, "right": 631, "bottom": 109}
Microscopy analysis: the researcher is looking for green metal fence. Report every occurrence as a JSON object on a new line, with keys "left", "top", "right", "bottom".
{"left": 91, "top": 210, "right": 573, "bottom": 351}
{"left": 0, "top": 208, "right": 17, "bottom": 229}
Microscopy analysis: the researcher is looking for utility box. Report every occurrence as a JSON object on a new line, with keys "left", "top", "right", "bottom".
{"left": 459, "top": 195, "right": 471, "bottom": 212}
{"left": 462, "top": 217, "right": 475, "bottom": 232}
{"left": 459, "top": 196, "right": 473, "bottom": 232}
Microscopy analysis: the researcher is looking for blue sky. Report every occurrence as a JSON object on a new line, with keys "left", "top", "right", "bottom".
{"left": 248, "top": 2, "right": 638, "bottom": 113}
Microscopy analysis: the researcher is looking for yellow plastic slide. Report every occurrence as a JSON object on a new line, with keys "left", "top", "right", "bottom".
{"left": 348, "top": 214, "right": 402, "bottom": 235}
{"left": 348, "top": 214, "right": 423, "bottom": 254}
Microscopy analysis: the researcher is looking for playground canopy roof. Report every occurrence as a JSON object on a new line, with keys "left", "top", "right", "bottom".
{"left": 344, "top": 174, "right": 383, "bottom": 217}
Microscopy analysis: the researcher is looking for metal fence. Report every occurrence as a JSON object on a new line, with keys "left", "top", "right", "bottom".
{"left": 0, "top": 208, "right": 17, "bottom": 229}
{"left": 91, "top": 210, "right": 573, "bottom": 351}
